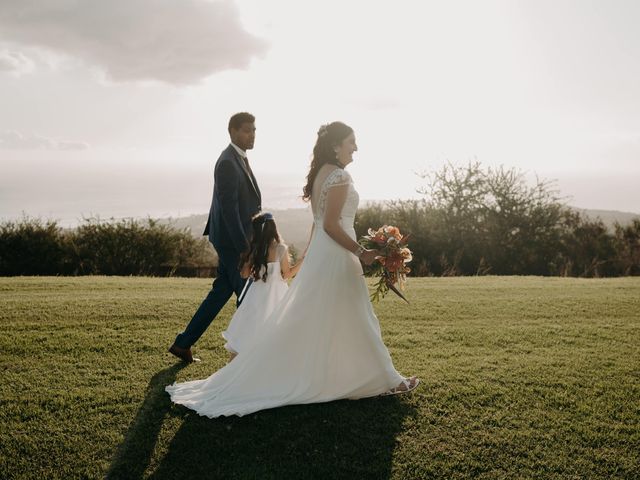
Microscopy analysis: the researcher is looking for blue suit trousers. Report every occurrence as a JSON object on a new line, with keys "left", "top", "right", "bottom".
{"left": 173, "top": 247, "right": 247, "bottom": 349}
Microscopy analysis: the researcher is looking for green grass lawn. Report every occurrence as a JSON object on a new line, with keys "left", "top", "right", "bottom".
{"left": 0, "top": 276, "right": 638, "bottom": 479}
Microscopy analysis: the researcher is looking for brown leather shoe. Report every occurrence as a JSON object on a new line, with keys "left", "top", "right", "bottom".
{"left": 168, "top": 344, "right": 201, "bottom": 363}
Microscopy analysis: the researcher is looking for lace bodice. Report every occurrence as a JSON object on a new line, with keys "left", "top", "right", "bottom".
{"left": 312, "top": 168, "right": 359, "bottom": 226}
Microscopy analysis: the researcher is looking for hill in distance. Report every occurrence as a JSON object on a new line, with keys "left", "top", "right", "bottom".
{"left": 572, "top": 208, "right": 639, "bottom": 230}
{"left": 157, "top": 207, "right": 314, "bottom": 252}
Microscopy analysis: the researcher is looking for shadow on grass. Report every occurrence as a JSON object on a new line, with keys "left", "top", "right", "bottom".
{"left": 148, "top": 394, "right": 416, "bottom": 480}
{"left": 107, "top": 363, "right": 186, "bottom": 479}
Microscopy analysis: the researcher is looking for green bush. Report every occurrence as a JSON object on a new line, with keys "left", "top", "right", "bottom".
{"left": 355, "top": 162, "right": 638, "bottom": 277}
{"left": 613, "top": 219, "right": 640, "bottom": 275}
{"left": 0, "top": 217, "right": 216, "bottom": 276}
{"left": 0, "top": 217, "right": 67, "bottom": 275}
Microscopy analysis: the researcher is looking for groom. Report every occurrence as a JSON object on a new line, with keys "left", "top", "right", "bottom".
{"left": 169, "top": 112, "right": 262, "bottom": 363}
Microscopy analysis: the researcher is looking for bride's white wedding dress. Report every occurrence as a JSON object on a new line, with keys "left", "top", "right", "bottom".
{"left": 166, "top": 168, "right": 405, "bottom": 417}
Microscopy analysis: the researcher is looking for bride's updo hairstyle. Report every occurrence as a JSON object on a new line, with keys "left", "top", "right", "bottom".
{"left": 302, "top": 121, "right": 354, "bottom": 201}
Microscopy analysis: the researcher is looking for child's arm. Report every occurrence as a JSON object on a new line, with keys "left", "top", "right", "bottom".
{"left": 302, "top": 223, "right": 314, "bottom": 258}
{"left": 280, "top": 245, "right": 303, "bottom": 280}
{"left": 281, "top": 222, "right": 314, "bottom": 280}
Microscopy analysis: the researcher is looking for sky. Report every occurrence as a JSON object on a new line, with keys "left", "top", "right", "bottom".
{"left": 1, "top": 0, "right": 639, "bottom": 226}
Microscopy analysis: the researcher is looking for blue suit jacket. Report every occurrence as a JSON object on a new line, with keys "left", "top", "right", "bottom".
{"left": 203, "top": 144, "right": 262, "bottom": 253}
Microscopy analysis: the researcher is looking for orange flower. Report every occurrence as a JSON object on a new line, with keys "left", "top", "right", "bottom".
{"left": 384, "top": 226, "right": 402, "bottom": 240}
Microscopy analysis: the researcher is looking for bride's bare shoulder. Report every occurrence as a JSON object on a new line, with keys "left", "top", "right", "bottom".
{"left": 314, "top": 165, "right": 341, "bottom": 186}
{"left": 317, "top": 164, "right": 340, "bottom": 177}
{"left": 312, "top": 165, "right": 334, "bottom": 190}
{"left": 319, "top": 163, "right": 339, "bottom": 172}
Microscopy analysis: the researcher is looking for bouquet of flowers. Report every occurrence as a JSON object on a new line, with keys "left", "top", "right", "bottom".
{"left": 358, "top": 225, "right": 412, "bottom": 303}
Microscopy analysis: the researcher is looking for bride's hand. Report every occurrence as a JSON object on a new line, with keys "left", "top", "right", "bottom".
{"left": 359, "top": 249, "right": 379, "bottom": 266}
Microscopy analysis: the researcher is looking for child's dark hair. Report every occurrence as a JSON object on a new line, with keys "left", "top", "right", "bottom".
{"left": 240, "top": 212, "right": 280, "bottom": 282}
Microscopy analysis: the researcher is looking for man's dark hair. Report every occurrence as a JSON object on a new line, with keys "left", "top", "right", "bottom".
{"left": 228, "top": 112, "right": 255, "bottom": 133}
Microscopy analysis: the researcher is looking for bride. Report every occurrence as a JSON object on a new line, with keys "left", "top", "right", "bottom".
{"left": 166, "top": 121, "right": 420, "bottom": 417}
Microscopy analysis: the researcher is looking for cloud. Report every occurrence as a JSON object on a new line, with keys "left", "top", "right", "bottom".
{"left": 0, "top": 49, "right": 35, "bottom": 75}
{"left": 0, "top": 130, "right": 89, "bottom": 151}
{"left": 0, "top": 0, "right": 268, "bottom": 85}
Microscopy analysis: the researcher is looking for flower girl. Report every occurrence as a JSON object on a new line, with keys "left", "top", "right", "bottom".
{"left": 221, "top": 212, "right": 304, "bottom": 360}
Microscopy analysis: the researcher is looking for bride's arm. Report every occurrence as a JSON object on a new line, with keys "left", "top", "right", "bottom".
{"left": 323, "top": 185, "right": 377, "bottom": 265}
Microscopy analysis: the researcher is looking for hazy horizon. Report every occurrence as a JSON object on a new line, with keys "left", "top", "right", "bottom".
{"left": 1, "top": 167, "right": 638, "bottom": 228}
{"left": 1, "top": 0, "right": 639, "bottom": 223}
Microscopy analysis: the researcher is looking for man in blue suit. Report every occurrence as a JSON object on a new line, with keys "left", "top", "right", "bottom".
{"left": 169, "top": 112, "right": 261, "bottom": 363}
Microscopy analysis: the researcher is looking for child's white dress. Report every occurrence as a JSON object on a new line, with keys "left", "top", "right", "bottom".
{"left": 221, "top": 244, "right": 289, "bottom": 354}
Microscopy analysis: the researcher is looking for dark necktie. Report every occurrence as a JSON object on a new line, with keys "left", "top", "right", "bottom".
{"left": 242, "top": 156, "right": 252, "bottom": 176}
{"left": 243, "top": 156, "right": 259, "bottom": 195}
